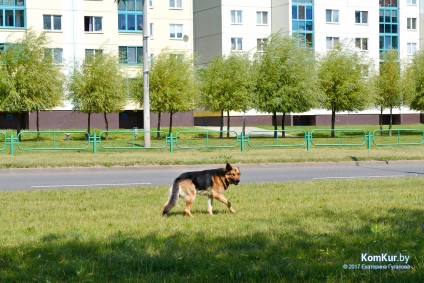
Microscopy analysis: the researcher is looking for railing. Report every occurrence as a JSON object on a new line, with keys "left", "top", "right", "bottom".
{"left": 1, "top": 128, "right": 424, "bottom": 154}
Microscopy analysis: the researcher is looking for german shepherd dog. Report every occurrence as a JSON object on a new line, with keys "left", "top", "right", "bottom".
{"left": 162, "top": 163, "right": 241, "bottom": 217}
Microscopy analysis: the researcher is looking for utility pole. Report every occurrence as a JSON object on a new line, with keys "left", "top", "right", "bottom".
{"left": 142, "top": 0, "right": 150, "bottom": 146}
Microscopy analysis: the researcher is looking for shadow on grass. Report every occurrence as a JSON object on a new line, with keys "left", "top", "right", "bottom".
{"left": 0, "top": 209, "right": 422, "bottom": 282}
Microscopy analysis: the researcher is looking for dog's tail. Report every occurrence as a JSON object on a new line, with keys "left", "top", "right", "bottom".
{"left": 162, "top": 178, "right": 180, "bottom": 216}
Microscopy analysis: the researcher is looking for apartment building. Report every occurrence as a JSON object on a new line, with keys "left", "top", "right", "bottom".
{"left": 194, "top": 0, "right": 423, "bottom": 126}
{"left": 0, "top": 0, "right": 194, "bottom": 129}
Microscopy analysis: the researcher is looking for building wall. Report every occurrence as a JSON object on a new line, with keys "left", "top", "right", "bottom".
{"left": 0, "top": 0, "right": 194, "bottom": 130}
{"left": 193, "top": 0, "right": 223, "bottom": 66}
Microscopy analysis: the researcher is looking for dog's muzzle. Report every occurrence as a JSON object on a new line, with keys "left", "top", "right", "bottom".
{"left": 233, "top": 179, "right": 240, "bottom": 185}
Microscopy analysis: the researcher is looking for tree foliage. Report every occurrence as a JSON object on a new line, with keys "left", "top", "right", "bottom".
{"left": 373, "top": 48, "right": 406, "bottom": 131}
{"left": 67, "top": 51, "right": 126, "bottom": 135}
{"left": 317, "top": 41, "right": 371, "bottom": 136}
{"left": 253, "top": 34, "right": 318, "bottom": 135}
{"left": 0, "top": 30, "right": 64, "bottom": 134}
{"left": 199, "top": 52, "right": 252, "bottom": 136}
{"left": 407, "top": 50, "right": 424, "bottom": 111}
{"left": 133, "top": 49, "right": 198, "bottom": 135}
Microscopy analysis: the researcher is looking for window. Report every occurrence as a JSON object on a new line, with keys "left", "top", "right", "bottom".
{"left": 85, "top": 49, "right": 103, "bottom": 59}
{"left": 355, "top": 11, "right": 368, "bottom": 24}
{"left": 379, "top": 0, "right": 398, "bottom": 7}
{"left": 0, "top": 3, "right": 25, "bottom": 28}
{"left": 43, "top": 15, "right": 61, "bottom": 31}
{"left": 169, "top": 24, "right": 182, "bottom": 39}
{"left": 407, "top": 18, "right": 417, "bottom": 30}
{"left": 407, "top": 43, "right": 417, "bottom": 55}
{"left": 119, "top": 46, "right": 143, "bottom": 64}
{"left": 326, "top": 37, "right": 339, "bottom": 49}
{"left": 256, "top": 11, "right": 268, "bottom": 25}
{"left": 118, "top": 0, "right": 143, "bottom": 32}
{"left": 257, "top": 38, "right": 267, "bottom": 52}
{"left": 379, "top": 36, "right": 398, "bottom": 50}
{"left": 355, "top": 38, "right": 368, "bottom": 51}
{"left": 169, "top": 0, "right": 182, "bottom": 9}
{"left": 407, "top": 0, "right": 416, "bottom": 4}
{"left": 231, "top": 10, "right": 242, "bottom": 24}
{"left": 149, "top": 0, "right": 153, "bottom": 7}
{"left": 326, "top": 9, "right": 339, "bottom": 23}
{"left": 150, "top": 23, "right": 154, "bottom": 37}
{"left": 231, "top": 38, "right": 242, "bottom": 51}
{"left": 44, "top": 48, "right": 63, "bottom": 64}
{"left": 84, "top": 16, "right": 102, "bottom": 32}
{"left": 292, "top": 3, "right": 313, "bottom": 48}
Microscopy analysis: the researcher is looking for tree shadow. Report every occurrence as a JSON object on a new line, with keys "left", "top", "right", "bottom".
{"left": 0, "top": 209, "right": 422, "bottom": 282}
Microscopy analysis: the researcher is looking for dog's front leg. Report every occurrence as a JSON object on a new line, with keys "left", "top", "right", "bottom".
{"left": 207, "top": 196, "right": 214, "bottom": 215}
{"left": 214, "top": 194, "right": 236, "bottom": 213}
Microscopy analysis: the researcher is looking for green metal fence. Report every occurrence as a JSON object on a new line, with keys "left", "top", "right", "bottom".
{"left": 17, "top": 131, "right": 90, "bottom": 151}
{"left": 246, "top": 130, "right": 307, "bottom": 148}
{"left": 98, "top": 130, "right": 168, "bottom": 150}
{"left": 311, "top": 129, "right": 367, "bottom": 147}
{"left": 372, "top": 129, "right": 424, "bottom": 146}
{"left": 1, "top": 128, "right": 424, "bottom": 154}
{"left": 0, "top": 131, "right": 6, "bottom": 151}
{"left": 175, "top": 130, "right": 239, "bottom": 149}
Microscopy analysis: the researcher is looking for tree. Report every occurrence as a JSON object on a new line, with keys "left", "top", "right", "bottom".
{"left": 67, "top": 51, "right": 126, "bottom": 137}
{"left": 407, "top": 50, "right": 424, "bottom": 114}
{"left": 253, "top": 34, "right": 318, "bottom": 137}
{"left": 133, "top": 49, "right": 198, "bottom": 136}
{"left": 317, "top": 41, "right": 371, "bottom": 137}
{"left": 373, "top": 48, "right": 406, "bottom": 133}
{"left": 199, "top": 52, "right": 253, "bottom": 138}
{"left": 0, "top": 30, "right": 64, "bottom": 137}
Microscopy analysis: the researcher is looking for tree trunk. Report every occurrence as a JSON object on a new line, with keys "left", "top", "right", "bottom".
{"left": 273, "top": 111, "right": 277, "bottom": 138}
{"left": 281, "top": 112, "right": 286, "bottom": 138}
{"left": 157, "top": 112, "right": 162, "bottom": 139}
{"left": 104, "top": 112, "right": 109, "bottom": 140}
{"left": 389, "top": 107, "right": 393, "bottom": 136}
{"left": 379, "top": 107, "right": 383, "bottom": 135}
{"left": 226, "top": 110, "right": 230, "bottom": 138}
{"left": 169, "top": 112, "right": 174, "bottom": 135}
{"left": 16, "top": 112, "right": 21, "bottom": 142}
{"left": 219, "top": 110, "right": 224, "bottom": 139}
{"left": 331, "top": 108, "right": 336, "bottom": 138}
{"left": 87, "top": 111, "right": 91, "bottom": 140}
{"left": 37, "top": 110, "right": 41, "bottom": 141}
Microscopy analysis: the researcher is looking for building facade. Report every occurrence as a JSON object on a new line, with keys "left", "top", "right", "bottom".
{"left": 1, "top": 0, "right": 424, "bottom": 129}
{"left": 0, "top": 0, "right": 194, "bottom": 129}
{"left": 194, "top": 0, "right": 424, "bottom": 126}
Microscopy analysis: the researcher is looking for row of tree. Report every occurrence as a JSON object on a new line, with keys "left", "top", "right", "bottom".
{"left": 1, "top": 31, "right": 424, "bottom": 138}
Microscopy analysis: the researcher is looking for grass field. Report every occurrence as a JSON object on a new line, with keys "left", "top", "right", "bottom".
{"left": 0, "top": 178, "right": 423, "bottom": 282}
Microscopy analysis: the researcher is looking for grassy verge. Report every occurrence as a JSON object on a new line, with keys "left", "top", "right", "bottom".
{"left": 0, "top": 178, "right": 422, "bottom": 282}
{"left": 2, "top": 125, "right": 424, "bottom": 168}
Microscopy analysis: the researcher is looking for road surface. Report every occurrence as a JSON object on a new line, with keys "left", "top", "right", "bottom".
{"left": 1, "top": 161, "right": 424, "bottom": 191}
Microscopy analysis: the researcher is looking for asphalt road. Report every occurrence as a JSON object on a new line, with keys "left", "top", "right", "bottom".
{"left": 1, "top": 161, "right": 424, "bottom": 191}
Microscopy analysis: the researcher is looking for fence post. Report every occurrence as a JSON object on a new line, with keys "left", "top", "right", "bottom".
{"left": 367, "top": 131, "right": 371, "bottom": 150}
{"left": 306, "top": 131, "right": 311, "bottom": 151}
{"left": 240, "top": 132, "right": 245, "bottom": 152}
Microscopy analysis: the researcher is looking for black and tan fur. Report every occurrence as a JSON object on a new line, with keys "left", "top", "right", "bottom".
{"left": 162, "top": 163, "right": 241, "bottom": 217}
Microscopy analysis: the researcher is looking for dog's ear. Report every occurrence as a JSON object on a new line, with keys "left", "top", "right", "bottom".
{"left": 225, "top": 163, "right": 232, "bottom": 172}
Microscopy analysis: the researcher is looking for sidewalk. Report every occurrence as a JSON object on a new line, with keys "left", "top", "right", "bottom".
{"left": 195, "top": 126, "right": 277, "bottom": 137}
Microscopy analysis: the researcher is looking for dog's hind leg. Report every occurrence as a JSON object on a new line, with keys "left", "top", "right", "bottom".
{"left": 214, "top": 194, "right": 236, "bottom": 213}
{"left": 180, "top": 180, "right": 196, "bottom": 217}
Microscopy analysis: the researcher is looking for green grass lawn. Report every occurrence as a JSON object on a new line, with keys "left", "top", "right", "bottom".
{"left": 1, "top": 178, "right": 422, "bottom": 282}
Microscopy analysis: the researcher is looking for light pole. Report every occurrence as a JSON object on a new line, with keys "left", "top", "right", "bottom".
{"left": 142, "top": 0, "right": 150, "bottom": 147}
